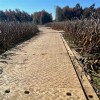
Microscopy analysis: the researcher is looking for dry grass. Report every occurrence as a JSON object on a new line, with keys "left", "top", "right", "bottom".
{"left": 0, "top": 22, "right": 39, "bottom": 52}
{"left": 46, "top": 19, "right": 100, "bottom": 55}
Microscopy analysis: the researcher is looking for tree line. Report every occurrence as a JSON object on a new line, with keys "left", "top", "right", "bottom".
{"left": 0, "top": 9, "right": 32, "bottom": 22}
{"left": 0, "top": 9, "right": 53, "bottom": 24}
{"left": 0, "top": 3, "right": 100, "bottom": 24}
{"left": 56, "top": 3, "right": 100, "bottom": 21}
{"left": 33, "top": 10, "right": 52, "bottom": 24}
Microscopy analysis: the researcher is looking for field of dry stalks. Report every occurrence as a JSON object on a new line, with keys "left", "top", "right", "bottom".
{"left": 0, "top": 22, "right": 39, "bottom": 53}
{"left": 46, "top": 19, "right": 100, "bottom": 54}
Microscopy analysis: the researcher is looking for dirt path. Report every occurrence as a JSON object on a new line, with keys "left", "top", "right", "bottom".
{"left": 0, "top": 27, "right": 86, "bottom": 100}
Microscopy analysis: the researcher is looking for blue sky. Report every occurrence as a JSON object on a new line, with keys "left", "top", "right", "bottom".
{"left": 0, "top": 0, "right": 100, "bottom": 18}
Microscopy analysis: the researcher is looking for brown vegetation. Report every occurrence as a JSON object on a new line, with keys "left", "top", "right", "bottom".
{"left": 46, "top": 19, "right": 100, "bottom": 55}
{"left": 0, "top": 22, "right": 39, "bottom": 52}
